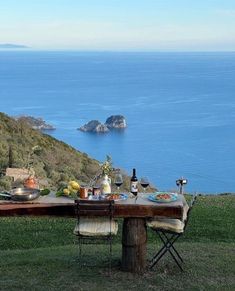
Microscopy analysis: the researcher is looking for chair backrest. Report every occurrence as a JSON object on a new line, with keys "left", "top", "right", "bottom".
{"left": 75, "top": 199, "right": 115, "bottom": 220}
{"left": 184, "top": 194, "right": 197, "bottom": 230}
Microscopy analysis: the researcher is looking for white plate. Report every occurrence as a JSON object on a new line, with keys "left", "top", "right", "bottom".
{"left": 148, "top": 192, "right": 178, "bottom": 203}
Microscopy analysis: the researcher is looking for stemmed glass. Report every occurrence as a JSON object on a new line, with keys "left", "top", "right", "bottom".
{"left": 114, "top": 172, "right": 123, "bottom": 192}
{"left": 140, "top": 177, "right": 149, "bottom": 193}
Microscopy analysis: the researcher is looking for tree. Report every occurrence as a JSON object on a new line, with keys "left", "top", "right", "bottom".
{"left": 8, "top": 145, "right": 14, "bottom": 168}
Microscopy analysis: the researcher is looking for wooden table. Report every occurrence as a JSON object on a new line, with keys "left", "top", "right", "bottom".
{"left": 0, "top": 193, "right": 184, "bottom": 273}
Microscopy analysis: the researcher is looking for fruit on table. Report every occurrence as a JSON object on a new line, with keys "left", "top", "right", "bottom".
{"left": 63, "top": 188, "right": 70, "bottom": 196}
{"left": 67, "top": 185, "right": 77, "bottom": 194}
{"left": 69, "top": 181, "right": 80, "bottom": 190}
{"left": 57, "top": 180, "right": 80, "bottom": 197}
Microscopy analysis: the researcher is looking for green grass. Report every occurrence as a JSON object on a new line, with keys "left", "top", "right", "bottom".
{"left": 0, "top": 195, "right": 235, "bottom": 290}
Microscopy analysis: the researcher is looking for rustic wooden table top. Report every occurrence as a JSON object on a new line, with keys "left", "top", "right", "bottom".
{"left": 0, "top": 193, "right": 184, "bottom": 219}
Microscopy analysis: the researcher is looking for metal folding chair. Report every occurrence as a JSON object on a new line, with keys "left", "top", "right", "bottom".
{"left": 148, "top": 195, "right": 197, "bottom": 271}
{"left": 74, "top": 199, "right": 117, "bottom": 272}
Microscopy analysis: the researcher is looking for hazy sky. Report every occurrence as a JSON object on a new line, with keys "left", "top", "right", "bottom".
{"left": 0, "top": 0, "right": 235, "bottom": 51}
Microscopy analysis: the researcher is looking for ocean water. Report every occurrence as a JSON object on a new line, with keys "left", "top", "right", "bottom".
{"left": 0, "top": 51, "right": 235, "bottom": 193}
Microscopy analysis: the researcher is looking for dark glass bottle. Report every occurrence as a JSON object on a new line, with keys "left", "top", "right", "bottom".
{"left": 130, "top": 168, "right": 138, "bottom": 196}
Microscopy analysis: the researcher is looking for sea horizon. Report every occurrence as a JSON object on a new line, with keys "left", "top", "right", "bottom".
{"left": 1, "top": 48, "right": 235, "bottom": 53}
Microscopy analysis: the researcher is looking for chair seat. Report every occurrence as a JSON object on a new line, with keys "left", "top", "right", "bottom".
{"left": 147, "top": 218, "right": 185, "bottom": 233}
{"left": 146, "top": 201, "right": 188, "bottom": 233}
{"left": 183, "top": 200, "right": 189, "bottom": 221}
{"left": 74, "top": 217, "right": 118, "bottom": 237}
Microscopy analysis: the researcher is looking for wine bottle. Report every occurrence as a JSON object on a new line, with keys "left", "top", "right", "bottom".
{"left": 130, "top": 168, "right": 138, "bottom": 196}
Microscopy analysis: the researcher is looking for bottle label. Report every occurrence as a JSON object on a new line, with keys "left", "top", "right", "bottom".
{"left": 131, "top": 181, "right": 138, "bottom": 193}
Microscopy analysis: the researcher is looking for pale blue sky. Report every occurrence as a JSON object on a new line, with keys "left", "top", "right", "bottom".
{"left": 0, "top": 0, "right": 235, "bottom": 50}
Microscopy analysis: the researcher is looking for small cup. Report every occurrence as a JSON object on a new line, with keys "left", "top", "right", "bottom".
{"left": 80, "top": 187, "right": 88, "bottom": 199}
{"left": 92, "top": 186, "right": 101, "bottom": 196}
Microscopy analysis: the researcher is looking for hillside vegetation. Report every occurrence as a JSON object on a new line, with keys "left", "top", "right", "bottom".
{"left": 0, "top": 112, "right": 100, "bottom": 190}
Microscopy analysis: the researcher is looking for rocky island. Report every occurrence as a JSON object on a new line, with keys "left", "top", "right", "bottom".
{"left": 105, "top": 115, "right": 127, "bottom": 129}
{"left": 79, "top": 120, "right": 109, "bottom": 133}
{"left": 79, "top": 115, "right": 127, "bottom": 133}
{"left": 14, "top": 116, "right": 55, "bottom": 130}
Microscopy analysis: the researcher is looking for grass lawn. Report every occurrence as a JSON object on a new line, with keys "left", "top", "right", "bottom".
{"left": 0, "top": 195, "right": 234, "bottom": 291}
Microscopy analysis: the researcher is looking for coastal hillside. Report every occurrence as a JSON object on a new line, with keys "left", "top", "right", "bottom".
{"left": 0, "top": 112, "right": 100, "bottom": 190}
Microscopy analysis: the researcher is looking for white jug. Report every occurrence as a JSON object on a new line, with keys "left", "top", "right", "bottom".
{"left": 101, "top": 174, "right": 111, "bottom": 194}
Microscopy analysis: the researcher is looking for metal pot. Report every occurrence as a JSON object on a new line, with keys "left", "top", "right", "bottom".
{"left": 0, "top": 188, "right": 40, "bottom": 201}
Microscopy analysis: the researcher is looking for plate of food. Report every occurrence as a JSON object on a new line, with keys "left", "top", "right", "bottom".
{"left": 104, "top": 193, "right": 128, "bottom": 201}
{"left": 148, "top": 192, "right": 178, "bottom": 203}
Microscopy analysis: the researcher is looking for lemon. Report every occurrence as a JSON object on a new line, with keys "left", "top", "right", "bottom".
{"left": 71, "top": 181, "right": 80, "bottom": 190}
{"left": 68, "top": 181, "right": 80, "bottom": 190}
{"left": 68, "top": 185, "right": 74, "bottom": 192}
{"left": 68, "top": 185, "right": 78, "bottom": 194}
{"left": 63, "top": 188, "right": 70, "bottom": 195}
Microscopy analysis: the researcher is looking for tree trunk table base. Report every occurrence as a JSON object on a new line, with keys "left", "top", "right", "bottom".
{"left": 122, "top": 218, "right": 147, "bottom": 273}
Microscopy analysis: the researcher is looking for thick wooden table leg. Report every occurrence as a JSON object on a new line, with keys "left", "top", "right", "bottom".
{"left": 122, "top": 218, "right": 147, "bottom": 273}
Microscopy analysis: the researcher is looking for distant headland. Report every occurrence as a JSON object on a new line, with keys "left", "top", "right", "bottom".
{"left": 13, "top": 116, "right": 55, "bottom": 130}
{"left": 0, "top": 43, "right": 29, "bottom": 49}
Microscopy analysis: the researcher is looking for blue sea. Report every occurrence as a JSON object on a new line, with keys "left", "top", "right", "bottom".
{"left": 0, "top": 51, "right": 235, "bottom": 193}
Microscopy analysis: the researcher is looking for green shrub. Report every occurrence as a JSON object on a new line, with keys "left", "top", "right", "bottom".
{"left": 0, "top": 176, "right": 13, "bottom": 191}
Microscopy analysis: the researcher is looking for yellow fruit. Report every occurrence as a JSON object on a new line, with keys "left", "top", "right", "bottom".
{"left": 68, "top": 185, "right": 78, "bottom": 194}
{"left": 63, "top": 188, "right": 70, "bottom": 195}
{"left": 68, "top": 185, "right": 74, "bottom": 192}
{"left": 70, "top": 181, "right": 80, "bottom": 190}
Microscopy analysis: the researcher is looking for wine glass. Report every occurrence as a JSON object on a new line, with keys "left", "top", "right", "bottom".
{"left": 114, "top": 172, "right": 123, "bottom": 192}
{"left": 140, "top": 177, "right": 149, "bottom": 193}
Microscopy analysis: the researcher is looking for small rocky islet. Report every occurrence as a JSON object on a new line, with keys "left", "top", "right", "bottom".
{"left": 79, "top": 115, "right": 127, "bottom": 133}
